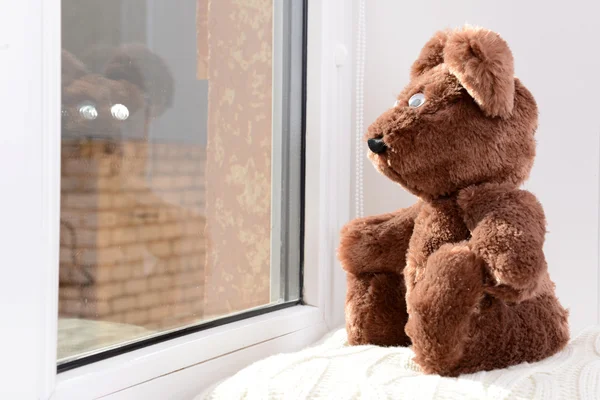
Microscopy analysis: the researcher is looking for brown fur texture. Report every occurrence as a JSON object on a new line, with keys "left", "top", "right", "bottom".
{"left": 339, "top": 26, "right": 569, "bottom": 376}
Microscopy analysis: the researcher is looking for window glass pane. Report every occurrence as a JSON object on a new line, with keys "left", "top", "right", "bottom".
{"left": 58, "top": 0, "right": 303, "bottom": 365}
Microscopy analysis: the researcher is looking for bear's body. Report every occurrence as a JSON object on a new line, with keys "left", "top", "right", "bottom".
{"left": 339, "top": 27, "right": 569, "bottom": 376}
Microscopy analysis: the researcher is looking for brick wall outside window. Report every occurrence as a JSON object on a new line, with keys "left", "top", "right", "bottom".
{"left": 59, "top": 139, "right": 207, "bottom": 331}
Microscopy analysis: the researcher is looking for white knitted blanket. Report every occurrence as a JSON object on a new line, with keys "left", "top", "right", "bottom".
{"left": 201, "top": 326, "right": 600, "bottom": 400}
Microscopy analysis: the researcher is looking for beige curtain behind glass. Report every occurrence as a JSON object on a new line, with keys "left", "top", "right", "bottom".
{"left": 198, "top": 0, "right": 273, "bottom": 316}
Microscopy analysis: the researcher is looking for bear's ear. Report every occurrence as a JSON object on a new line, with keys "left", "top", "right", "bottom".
{"left": 104, "top": 44, "right": 174, "bottom": 117}
{"left": 62, "top": 50, "right": 89, "bottom": 87}
{"left": 443, "top": 26, "right": 515, "bottom": 118}
{"left": 410, "top": 31, "right": 448, "bottom": 79}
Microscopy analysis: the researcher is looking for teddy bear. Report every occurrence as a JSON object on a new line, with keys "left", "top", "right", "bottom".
{"left": 338, "top": 26, "right": 570, "bottom": 376}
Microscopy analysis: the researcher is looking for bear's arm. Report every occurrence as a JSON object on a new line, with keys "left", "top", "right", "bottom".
{"left": 459, "top": 184, "right": 547, "bottom": 303}
{"left": 338, "top": 202, "right": 422, "bottom": 275}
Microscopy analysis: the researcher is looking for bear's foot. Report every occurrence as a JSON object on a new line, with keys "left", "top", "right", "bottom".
{"left": 405, "top": 243, "right": 484, "bottom": 375}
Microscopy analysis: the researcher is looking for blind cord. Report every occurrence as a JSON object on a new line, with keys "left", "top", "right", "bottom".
{"left": 354, "top": 0, "right": 366, "bottom": 218}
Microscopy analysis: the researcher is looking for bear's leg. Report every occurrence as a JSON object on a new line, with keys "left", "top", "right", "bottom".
{"left": 405, "top": 243, "right": 483, "bottom": 375}
{"left": 346, "top": 272, "right": 410, "bottom": 347}
{"left": 451, "top": 293, "right": 571, "bottom": 374}
{"left": 340, "top": 205, "right": 420, "bottom": 347}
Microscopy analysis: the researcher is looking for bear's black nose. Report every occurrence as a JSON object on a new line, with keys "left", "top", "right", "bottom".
{"left": 367, "top": 138, "right": 387, "bottom": 154}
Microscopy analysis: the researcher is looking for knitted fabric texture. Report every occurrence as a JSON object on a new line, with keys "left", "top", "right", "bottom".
{"left": 201, "top": 326, "right": 600, "bottom": 400}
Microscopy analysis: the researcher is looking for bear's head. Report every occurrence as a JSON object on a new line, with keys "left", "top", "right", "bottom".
{"left": 366, "top": 26, "right": 538, "bottom": 200}
{"left": 61, "top": 44, "right": 174, "bottom": 141}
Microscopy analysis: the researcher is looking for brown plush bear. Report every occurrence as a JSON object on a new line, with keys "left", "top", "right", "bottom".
{"left": 338, "top": 26, "right": 570, "bottom": 376}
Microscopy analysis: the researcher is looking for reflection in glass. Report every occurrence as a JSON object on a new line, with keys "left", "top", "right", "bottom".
{"left": 58, "top": 0, "right": 285, "bottom": 364}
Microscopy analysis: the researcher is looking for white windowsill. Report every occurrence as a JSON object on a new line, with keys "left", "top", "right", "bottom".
{"left": 52, "top": 305, "right": 326, "bottom": 400}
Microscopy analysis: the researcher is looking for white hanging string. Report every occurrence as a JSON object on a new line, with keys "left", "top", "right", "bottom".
{"left": 354, "top": 0, "right": 366, "bottom": 218}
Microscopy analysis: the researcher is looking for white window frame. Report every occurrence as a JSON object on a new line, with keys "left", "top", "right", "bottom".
{"left": 0, "top": 0, "right": 353, "bottom": 398}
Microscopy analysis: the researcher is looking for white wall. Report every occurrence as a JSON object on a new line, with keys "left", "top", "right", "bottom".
{"left": 357, "top": 0, "right": 600, "bottom": 334}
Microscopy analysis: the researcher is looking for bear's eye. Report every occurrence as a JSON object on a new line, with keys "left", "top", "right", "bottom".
{"left": 111, "top": 104, "right": 130, "bottom": 121}
{"left": 78, "top": 102, "right": 98, "bottom": 120}
{"left": 408, "top": 93, "right": 426, "bottom": 108}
